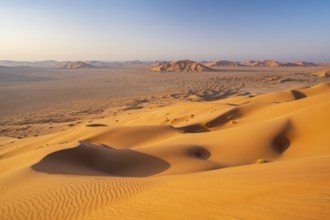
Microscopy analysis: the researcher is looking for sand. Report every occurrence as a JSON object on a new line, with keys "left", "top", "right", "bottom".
{"left": 0, "top": 65, "right": 330, "bottom": 219}
{"left": 0, "top": 65, "right": 325, "bottom": 138}
{"left": 313, "top": 68, "right": 330, "bottom": 77}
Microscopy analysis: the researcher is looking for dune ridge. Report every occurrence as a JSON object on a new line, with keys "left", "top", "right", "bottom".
{"left": 0, "top": 82, "right": 330, "bottom": 219}
{"left": 313, "top": 68, "right": 330, "bottom": 77}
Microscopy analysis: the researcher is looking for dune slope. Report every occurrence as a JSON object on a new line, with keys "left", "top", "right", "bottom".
{"left": 0, "top": 82, "right": 330, "bottom": 219}
{"left": 313, "top": 68, "right": 330, "bottom": 77}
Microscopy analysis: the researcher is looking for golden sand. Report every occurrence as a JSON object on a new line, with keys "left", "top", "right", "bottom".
{"left": 1, "top": 82, "right": 330, "bottom": 219}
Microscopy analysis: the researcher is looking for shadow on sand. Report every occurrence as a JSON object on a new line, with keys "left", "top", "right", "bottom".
{"left": 32, "top": 141, "right": 170, "bottom": 177}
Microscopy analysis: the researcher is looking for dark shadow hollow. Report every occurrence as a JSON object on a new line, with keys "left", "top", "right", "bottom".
{"left": 272, "top": 133, "right": 291, "bottom": 154}
{"left": 176, "top": 124, "right": 210, "bottom": 133}
{"left": 188, "top": 147, "right": 211, "bottom": 160}
{"left": 291, "top": 90, "right": 306, "bottom": 100}
{"left": 271, "top": 120, "right": 292, "bottom": 154}
{"left": 32, "top": 141, "right": 170, "bottom": 177}
{"left": 85, "top": 124, "right": 108, "bottom": 127}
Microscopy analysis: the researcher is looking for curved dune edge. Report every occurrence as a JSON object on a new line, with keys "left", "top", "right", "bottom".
{"left": 0, "top": 82, "right": 330, "bottom": 219}
{"left": 312, "top": 68, "right": 330, "bottom": 77}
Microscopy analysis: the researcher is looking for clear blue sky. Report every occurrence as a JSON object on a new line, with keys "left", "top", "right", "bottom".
{"left": 1, "top": 0, "right": 329, "bottom": 61}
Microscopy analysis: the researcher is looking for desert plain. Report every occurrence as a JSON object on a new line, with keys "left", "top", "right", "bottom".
{"left": 0, "top": 62, "right": 330, "bottom": 219}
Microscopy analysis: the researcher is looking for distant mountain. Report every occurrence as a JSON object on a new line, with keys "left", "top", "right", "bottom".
{"left": 85, "top": 61, "right": 115, "bottom": 67}
{"left": 205, "top": 60, "right": 320, "bottom": 67}
{"left": 32, "top": 60, "right": 62, "bottom": 68}
{"left": 0, "top": 60, "right": 61, "bottom": 68}
{"left": 154, "top": 61, "right": 170, "bottom": 66}
{"left": 61, "top": 61, "right": 96, "bottom": 69}
{"left": 256, "top": 60, "right": 280, "bottom": 67}
{"left": 206, "top": 60, "right": 241, "bottom": 67}
{"left": 0, "top": 59, "right": 322, "bottom": 69}
{"left": 0, "top": 60, "right": 30, "bottom": 67}
{"left": 125, "top": 60, "right": 145, "bottom": 65}
{"left": 238, "top": 60, "right": 260, "bottom": 66}
{"left": 151, "top": 60, "right": 216, "bottom": 72}
{"left": 280, "top": 61, "right": 319, "bottom": 67}
{"left": 0, "top": 60, "right": 98, "bottom": 69}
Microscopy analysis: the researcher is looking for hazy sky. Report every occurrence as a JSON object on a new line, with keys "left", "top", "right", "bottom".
{"left": 1, "top": 0, "right": 330, "bottom": 61}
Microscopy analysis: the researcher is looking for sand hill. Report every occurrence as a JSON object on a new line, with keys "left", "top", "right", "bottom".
{"left": 313, "top": 68, "right": 330, "bottom": 77}
{"left": 0, "top": 82, "right": 330, "bottom": 219}
{"left": 61, "top": 61, "right": 96, "bottom": 69}
{"left": 151, "top": 60, "right": 216, "bottom": 72}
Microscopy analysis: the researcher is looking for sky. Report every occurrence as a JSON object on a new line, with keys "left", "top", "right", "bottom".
{"left": 0, "top": 0, "right": 330, "bottom": 62}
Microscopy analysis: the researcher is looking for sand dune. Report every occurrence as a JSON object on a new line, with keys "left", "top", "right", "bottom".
{"left": 151, "top": 60, "right": 216, "bottom": 72}
{"left": 0, "top": 82, "right": 330, "bottom": 219}
{"left": 313, "top": 68, "right": 330, "bottom": 77}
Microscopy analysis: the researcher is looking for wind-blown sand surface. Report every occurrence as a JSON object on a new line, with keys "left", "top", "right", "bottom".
{"left": 0, "top": 66, "right": 330, "bottom": 219}
{"left": 0, "top": 65, "right": 327, "bottom": 138}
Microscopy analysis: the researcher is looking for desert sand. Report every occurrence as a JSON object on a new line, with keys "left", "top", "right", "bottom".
{"left": 313, "top": 68, "right": 330, "bottom": 77}
{"left": 0, "top": 65, "right": 330, "bottom": 219}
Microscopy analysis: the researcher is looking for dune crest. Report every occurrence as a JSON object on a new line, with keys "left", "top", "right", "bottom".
{"left": 313, "top": 68, "right": 330, "bottom": 77}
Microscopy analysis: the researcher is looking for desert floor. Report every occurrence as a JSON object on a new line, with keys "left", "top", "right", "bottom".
{"left": 0, "top": 65, "right": 330, "bottom": 219}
